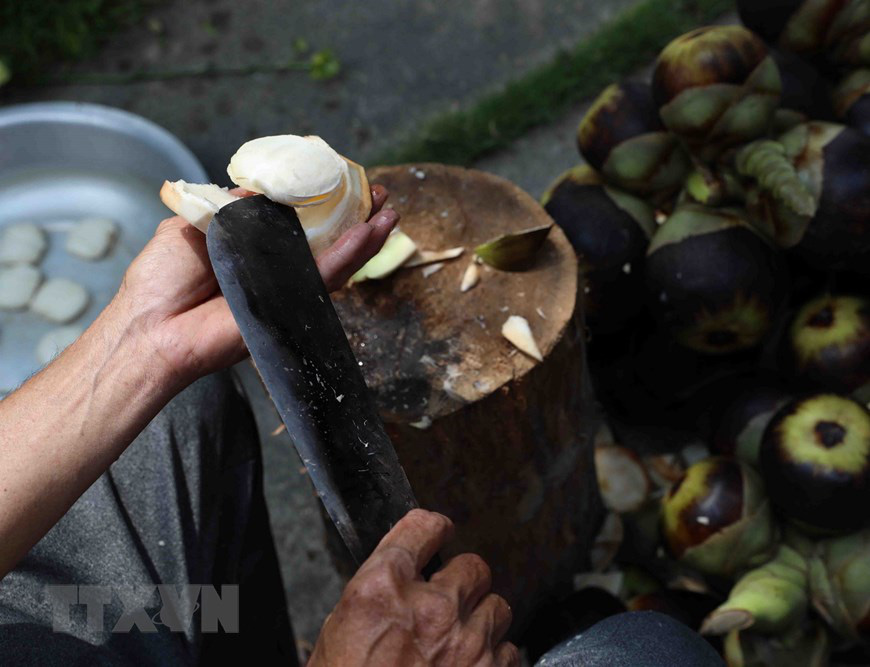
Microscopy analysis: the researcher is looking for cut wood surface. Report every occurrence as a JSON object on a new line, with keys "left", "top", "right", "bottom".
{"left": 331, "top": 164, "right": 603, "bottom": 633}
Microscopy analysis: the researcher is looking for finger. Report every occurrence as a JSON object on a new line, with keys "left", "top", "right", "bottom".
{"left": 316, "top": 209, "right": 399, "bottom": 291}
{"left": 358, "top": 209, "right": 399, "bottom": 261}
{"left": 369, "top": 184, "right": 388, "bottom": 217}
{"left": 372, "top": 509, "right": 454, "bottom": 578}
{"left": 315, "top": 222, "right": 375, "bottom": 291}
{"left": 494, "top": 642, "right": 521, "bottom": 667}
{"left": 228, "top": 187, "right": 258, "bottom": 197}
{"left": 465, "top": 593, "right": 513, "bottom": 646}
{"left": 428, "top": 553, "right": 492, "bottom": 617}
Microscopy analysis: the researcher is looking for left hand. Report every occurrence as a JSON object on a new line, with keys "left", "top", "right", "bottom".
{"left": 113, "top": 185, "right": 397, "bottom": 388}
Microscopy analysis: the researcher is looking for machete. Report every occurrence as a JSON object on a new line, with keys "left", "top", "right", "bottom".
{"left": 206, "top": 195, "right": 419, "bottom": 565}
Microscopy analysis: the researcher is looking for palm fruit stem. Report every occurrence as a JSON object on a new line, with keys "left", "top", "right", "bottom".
{"left": 700, "top": 544, "right": 808, "bottom": 636}
{"left": 735, "top": 140, "right": 816, "bottom": 217}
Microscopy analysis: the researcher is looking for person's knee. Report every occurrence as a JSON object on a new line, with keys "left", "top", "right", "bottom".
{"left": 535, "top": 611, "right": 724, "bottom": 667}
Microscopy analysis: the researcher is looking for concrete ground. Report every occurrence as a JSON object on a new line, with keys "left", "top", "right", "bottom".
{"left": 5, "top": 0, "right": 640, "bottom": 182}
{"left": 5, "top": 0, "right": 732, "bottom": 655}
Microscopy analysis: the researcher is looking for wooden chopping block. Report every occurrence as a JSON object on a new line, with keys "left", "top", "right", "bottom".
{"left": 330, "top": 163, "right": 603, "bottom": 634}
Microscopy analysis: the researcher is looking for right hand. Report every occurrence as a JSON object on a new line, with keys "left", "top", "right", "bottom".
{"left": 308, "top": 509, "right": 519, "bottom": 666}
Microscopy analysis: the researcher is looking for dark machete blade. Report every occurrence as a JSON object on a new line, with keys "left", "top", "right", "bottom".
{"left": 206, "top": 195, "right": 418, "bottom": 565}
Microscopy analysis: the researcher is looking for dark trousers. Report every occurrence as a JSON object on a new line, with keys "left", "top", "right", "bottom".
{"left": 535, "top": 610, "right": 724, "bottom": 666}
{"left": 0, "top": 371, "right": 296, "bottom": 666}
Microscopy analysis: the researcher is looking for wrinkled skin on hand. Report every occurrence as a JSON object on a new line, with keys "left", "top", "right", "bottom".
{"left": 116, "top": 185, "right": 397, "bottom": 388}
{"left": 309, "top": 509, "right": 519, "bottom": 667}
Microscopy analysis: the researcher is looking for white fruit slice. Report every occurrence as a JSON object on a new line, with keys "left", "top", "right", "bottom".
{"left": 66, "top": 217, "right": 118, "bottom": 261}
{"left": 31, "top": 278, "right": 90, "bottom": 323}
{"left": 350, "top": 230, "right": 418, "bottom": 283}
{"left": 36, "top": 325, "right": 84, "bottom": 365}
{"left": 0, "top": 264, "right": 42, "bottom": 310}
{"left": 501, "top": 315, "right": 543, "bottom": 361}
{"left": 160, "top": 181, "right": 241, "bottom": 233}
{"left": 227, "top": 135, "right": 345, "bottom": 205}
{"left": 0, "top": 223, "right": 47, "bottom": 265}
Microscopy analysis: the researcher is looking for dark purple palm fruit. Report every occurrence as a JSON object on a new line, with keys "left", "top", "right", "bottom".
{"left": 770, "top": 48, "right": 835, "bottom": 132}
{"left": 577, "top": 81, "right": 690, "bottom": 199}
{"left": 738, "top": 0, "right": 870, "bottom": 67}
{"left": 738, "top": 122, "right": 870, "bottom": 273}
{"left": 645, "top": 204, "right": 789, "bottom": 355}
{"left": 785, "top": 294, "right": 870, "bottom": 395}
{"left": 833, "top": 69, "right": 870, "bottom": 135}
{"left": 760, "top": 393, "right": 870, "bottom": 532}
{"left": 541, "top": 165, "right": 656, "bottom": 332}
{"left": 712, "top": 382, "right": 793, "bottom": 465}
{"left": 652, "top": 25, "right": 781, "bottom": 163}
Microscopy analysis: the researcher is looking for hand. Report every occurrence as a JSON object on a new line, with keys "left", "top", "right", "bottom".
{"left": 309, "top": 509, "right": 519, "bottom": 667}
{"left": 113, "top": 185, "right": 397, "bottom": 388}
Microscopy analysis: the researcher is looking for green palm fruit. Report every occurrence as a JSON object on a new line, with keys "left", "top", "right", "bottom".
{"left": 740, "top": 122, "right": 870, "bottom": 272}
{"left": 833, "top": 69, "right": 870, "bottom": 135}
{"left": 739, "top": 0, "right": 870, "bottom": 67}
{"left": 760, "top": 394, "right": 870, "bottom": 533}
{"left": 645, "top": 204, "right": 789, "bottom": 354}
{"left": 652, "top": 26, "right": 781, "bottom": 162}
{"left": 542, "top": 165, "right": 655, "bottom": 332}
{"left": 662, "top": 458, "right": 776, "bottom": 577}
{"left": 701, "top": 545, "right": 808, "bottom": 635}
{"left": 809, "top": 528, "right": 870, "bottom": 641}
{"left": 577, "top": 81, "right": 690, "bottom": 197}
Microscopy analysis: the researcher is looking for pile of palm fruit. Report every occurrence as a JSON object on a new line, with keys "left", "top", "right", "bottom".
{"left": 534, "top": 1, "right": 870, "bottom": 664}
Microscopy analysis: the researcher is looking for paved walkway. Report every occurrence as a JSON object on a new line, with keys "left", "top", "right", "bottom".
{"left": 7, "top": 0, "right": 639, "bottom": 181}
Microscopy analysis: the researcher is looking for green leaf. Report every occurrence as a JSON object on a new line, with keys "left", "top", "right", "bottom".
{"left": 309, "top": 49, "right": 341, "bottom": 81}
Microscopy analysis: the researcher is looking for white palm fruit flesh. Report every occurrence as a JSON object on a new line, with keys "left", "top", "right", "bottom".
{"left": 160, "top": 134, "right": 371, "bottom": 256}
{"left": 159, "top": 181, "right": 241, "bottom": 234}
{"left": 227, "top": 135, "right": 371, "bottom": 255}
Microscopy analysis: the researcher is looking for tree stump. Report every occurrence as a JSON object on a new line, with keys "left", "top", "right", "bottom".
{"left": 330, "top": 164, "right": 603, "bottom": 634}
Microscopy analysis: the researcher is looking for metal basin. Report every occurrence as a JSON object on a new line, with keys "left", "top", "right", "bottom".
{"left": 0, "top": 102, "right": 207, "bottom": 393}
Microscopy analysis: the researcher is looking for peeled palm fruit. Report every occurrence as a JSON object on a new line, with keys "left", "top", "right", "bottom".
{"left": 227, "top": 134, "right": 371, "bottom": 255}
{"left": 0, "top": 223, "right": 47, "bottom": 265}
{"left": 0, "top": 264, "right": 42, "bottom": 310}
{"left": 160, "top": 181, "right": 241, "bottom": 233}
{"left": 30, "top": 278, "right": 89, "bottom": 324}
{"left": 65, "top": 217, "right": 118, "bottom": 261}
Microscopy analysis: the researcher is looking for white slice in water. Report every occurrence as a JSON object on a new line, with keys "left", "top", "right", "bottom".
{"left": 0, "top": 223, "right": 47, "bottom": 265}
{"left": 501, "top": 315, "right": 543, "bottom": 361}
{"left": 31, "top": 278, "right": 90, "bottom": 324}
{"left": 160, "top": 181, "right": 241, "bottom": 233}
{"left": 0, "top": 264, "right": 42, "bottom": 310}
{"left": 66, "top": 217, "right": 118, "bottom": 261}
{"left": 36, "top": 325, "right": 84, "bottom": 365}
